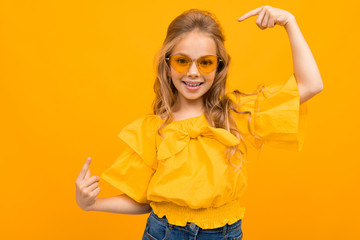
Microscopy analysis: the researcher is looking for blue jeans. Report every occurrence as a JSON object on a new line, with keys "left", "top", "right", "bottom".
{"left": 142, "top": 209, "right": 243, "bottom": 240}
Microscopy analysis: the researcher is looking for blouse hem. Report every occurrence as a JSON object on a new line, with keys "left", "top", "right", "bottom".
{"left": 149, "top": 199, "right": 245, "bottom": 229}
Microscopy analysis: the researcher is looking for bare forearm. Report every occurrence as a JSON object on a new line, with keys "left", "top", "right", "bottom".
{"left": 89, "top": 194, "right": 152, "bottom": 215}
{"left": 285, "top": 17, "right": 323, "bottom": 93}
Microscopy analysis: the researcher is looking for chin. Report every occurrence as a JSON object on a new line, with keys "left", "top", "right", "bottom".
{"left": 182, "top": 93, "right": 205, "bottom": 101}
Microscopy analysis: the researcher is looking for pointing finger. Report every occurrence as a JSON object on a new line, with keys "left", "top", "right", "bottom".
{"left": 85, "top": 168, "right": 91, "bottom": 180}
{"left": 237, "top": 6, "right": 264, "bottom": 22}
{"left": 76, "top": 157, "right": 92, "bottom": 182}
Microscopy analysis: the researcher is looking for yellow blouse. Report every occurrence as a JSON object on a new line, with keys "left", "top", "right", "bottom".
{"left": 100, "top": 74, "right": 308, "bottom": 229}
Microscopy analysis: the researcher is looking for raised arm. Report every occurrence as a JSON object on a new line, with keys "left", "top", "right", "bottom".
{"left": 284, "top": 16, "right": 323, "bottom": 103}
{"left": 238, "top": 5, "right": 323, "bottom": 104}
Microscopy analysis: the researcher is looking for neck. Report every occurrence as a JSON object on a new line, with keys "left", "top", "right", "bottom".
{"left": 172, "top": 95, "right": 204, "bottom": 115}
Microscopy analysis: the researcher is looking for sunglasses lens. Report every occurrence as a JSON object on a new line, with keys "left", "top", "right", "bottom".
{"left": 197, "top": 56, "right": 219, "bottom": 73}
{"left": 168, "top": 55, "right": 220, "bottom": 74}
{"left": 169, "top": 55, "right": 191, "bottom": 73}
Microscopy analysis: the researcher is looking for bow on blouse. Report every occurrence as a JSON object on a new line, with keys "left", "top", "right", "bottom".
{"left": 157, "top": 125, "right": 240, "bottom": 161}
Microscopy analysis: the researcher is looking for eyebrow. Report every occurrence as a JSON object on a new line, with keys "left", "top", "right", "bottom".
{"left": 172, "top": 53, "right": 216, "bottom": 58}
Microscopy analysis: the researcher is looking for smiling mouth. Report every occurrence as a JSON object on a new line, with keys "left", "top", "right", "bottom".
{"left": 182, "top": 81, "right": 203, "bottom": 87}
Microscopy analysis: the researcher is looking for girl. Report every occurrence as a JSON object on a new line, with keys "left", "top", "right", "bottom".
{"left": 75, "top": 5, "right": 323, "bottom": 240}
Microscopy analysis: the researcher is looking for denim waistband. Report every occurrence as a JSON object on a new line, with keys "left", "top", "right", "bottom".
{"left": 149, "top": 208, "right": 242, "bottom": 234}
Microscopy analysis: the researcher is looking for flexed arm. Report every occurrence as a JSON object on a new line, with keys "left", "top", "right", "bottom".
{"left": 75, "top": 157, "right": 151, "bottom": 214}
{"left": 238, "top": 5, "right": 323, "bottom": 104}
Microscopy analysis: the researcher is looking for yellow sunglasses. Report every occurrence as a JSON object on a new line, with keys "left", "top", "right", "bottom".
{"left": 165, "top": 54, "right": 223, "bottom": 75}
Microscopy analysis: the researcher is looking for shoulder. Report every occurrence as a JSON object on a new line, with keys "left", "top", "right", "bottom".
{"left": 119, "top": 113, "right": 160, "bottom": 138}
{"left": 122, "top": 113, "right": 160, "bottom": 127}
{"left": 129, "top": 113, "right": 160, "bottom": 126}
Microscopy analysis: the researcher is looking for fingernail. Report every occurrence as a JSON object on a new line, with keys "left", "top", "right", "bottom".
{"left": 87, "top": 157, "right": 91, "bottom": 160}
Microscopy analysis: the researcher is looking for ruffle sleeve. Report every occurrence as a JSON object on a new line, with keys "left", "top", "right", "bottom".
{"left": 100, "top": 114, "right": 159, "bottom": 204}
{"left": 227, "top": 74, "right": 308, "bottom": 152}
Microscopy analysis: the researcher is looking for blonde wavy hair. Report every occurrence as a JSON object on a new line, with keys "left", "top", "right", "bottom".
{"left": 152, "top": 9, "right": 265, "bottom": 172}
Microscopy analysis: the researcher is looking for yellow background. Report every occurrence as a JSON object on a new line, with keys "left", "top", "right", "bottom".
{"left": 1, "top": 0, "right": 359, "bottom": 239}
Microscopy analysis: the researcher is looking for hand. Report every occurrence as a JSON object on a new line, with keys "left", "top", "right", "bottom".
{"left": 237, "top": 5, "right": 295, "bottom": 30}
{"left": 75, "top": 157, "right": 101, "bottom": 211}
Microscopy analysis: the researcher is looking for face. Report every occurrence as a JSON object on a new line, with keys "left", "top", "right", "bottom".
{"left": 168, "top": 30, "right": 218, "bottom": 107}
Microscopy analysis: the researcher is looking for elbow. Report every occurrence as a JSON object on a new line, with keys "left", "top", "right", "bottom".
{"left": 311, "top": 80, "right": 324, "bottom": 94}
{"left": 317, "top": 81, "right": 324, "bottom": 92}
{"left": 315, "top": 85, "right": 323, "bottom": 94}
{"left": 145, "top": 205, "right": 152, "bottom": 214}
{"left": 299, "top": 82, "right": 323, "bottom": 104}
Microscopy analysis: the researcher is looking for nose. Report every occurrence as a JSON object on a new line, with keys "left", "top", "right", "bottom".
{"left": 187, "top": 61, "right": 200, "bottom": 77}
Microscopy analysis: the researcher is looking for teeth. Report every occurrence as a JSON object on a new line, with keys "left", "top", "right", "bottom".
{"left": 184, "top": 82, "right": 202, "bottom": 87}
